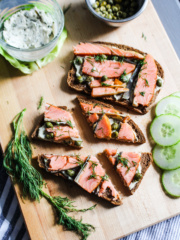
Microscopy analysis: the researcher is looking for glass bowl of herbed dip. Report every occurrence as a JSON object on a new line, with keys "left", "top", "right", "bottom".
{"left": 0, "top": 0, "right": 64, "bottom": 62}
{"left": 85, "top": 0, "right": 148, "bottom": 27}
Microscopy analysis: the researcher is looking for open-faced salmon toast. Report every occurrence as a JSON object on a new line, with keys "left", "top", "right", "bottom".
{"left": 38, "top": 154, "right": 122, "bottom": 205}
{"left": 67, "top": 42, "right": 164, "bottom": 114}
{"left": 31, "top": 103, "right": 83, "bottom": 148}
{"left": 77, "top": 96, "right": 146, "bottom": 144}
{"left": 104, "top": 149, "right": 153, "bottom": 194}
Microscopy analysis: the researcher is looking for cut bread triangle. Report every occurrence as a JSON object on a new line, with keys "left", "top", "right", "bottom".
{"left": 104, "top": 149, "right": 153, "bottom": 194}
{"left": 38, "top": 154, "right": 122, "bottom": 205}
{"left": 77, "top": 96, "right": 146, "bottom": 144}
{"left": 31, "top": 103, "right": 83, "bottom": 148}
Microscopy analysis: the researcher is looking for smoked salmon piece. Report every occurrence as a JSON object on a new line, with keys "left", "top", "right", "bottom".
{"left": 104, "top": 149, "right": 153, "bottom": 194}
{"left": 32, "top": 103, "right": 83, "bottom": 148}
{"left": 94, "top": 115, "right": 111, "bottom": 139}
{"left": 73, "top": 42, "right": 144, "bottom": 60}
{"left": 38, "top": 154, "right": 122, "bottom": 205}
{"left": 78, "top": 96, "right": 146, "bottom": 144}
{"left": 75, "top": 156, "right": 105, "bottom": 193}
{"left": 87, "top": 113, "right": 99, "bottom": 125}
{"left": 110, "top": 47, "right": 144, "bottom": 59}
{"left": 90, "top": 79, "right": 114, "bottom": 88}
{"left": 133, "top": 54, "right": 158, "bottom": 107}
{"left": 42, "top": 154, "right": 87, "bottom": 171}
{"left": 82, "top": 58, "right": 135, "bottom": 78}
{"left": 74, "top": 42, "right": 111, "bottom": 55}
{"left": 79, "top": 101, "right": 120, "bottom": 116}
{"left": 46, "top": 126, "right": 80, "bottom": 141}
{"left": 45, "top": 103, "right": 74, "bottom": 125}
{"left": 91, "top": 87, "right": 128, "bottom": 97}
{"left": 118, "top": 123, "right": 136, "bottom": 142}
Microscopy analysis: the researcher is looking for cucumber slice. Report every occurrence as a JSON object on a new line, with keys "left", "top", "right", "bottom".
{"left": 150, "top": 114, "right": 180, "bottom": 146}
{"left": 162, "top": 168, "right": 180, "bottom": 197}
{"left": 171, "top": 91, "right": 180, "bottom": 98}
{"left": 155, "top": 96, "right": 180, "bottom": 117}
{"left": 153, "top": 142, "right": 180, "bottom": 170}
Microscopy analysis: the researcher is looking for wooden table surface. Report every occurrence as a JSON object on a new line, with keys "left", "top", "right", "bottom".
{"left": 0, "top": 1, "right": 180, "bottom": 240}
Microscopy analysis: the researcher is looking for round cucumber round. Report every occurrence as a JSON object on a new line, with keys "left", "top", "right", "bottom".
{"left": 153, "top": 142, "right": 180, "bottom": 170}
{"left": 155, "top": 96, "right": 180, "bottom": 117}
{"left": 162, "top": 168, "right": 180, "bottom": 197}
{"left": 171, "top": 91, "right": 180, "bottom": 98}
{"left": 150, "top": 114, "right": 180, "bottom": 146}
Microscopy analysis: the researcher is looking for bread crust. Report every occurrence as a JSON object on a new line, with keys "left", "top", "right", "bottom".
{"left": 77, "top": 96, "right": 146, "bottom": 144}
{"left": 37, "top": 154, "right": 122, "bottom": 205}
{"left": 67, "top": 42, "right": 164, "bottom": 114}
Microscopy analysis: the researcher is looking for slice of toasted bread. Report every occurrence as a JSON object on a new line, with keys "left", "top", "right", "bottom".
{"left": 38, "top": 154, "right": 122, "bottom": 205}
{"left": 67, "top": 42, "right": 164, "bottom": 114}
{"left": 104, "top": 149, "right": 153, "bottom": 194}
{"left": 77, "top": 96, "right": 146, "bottom": 144}
{"left": 31, "top": 105, "right": 83, "bottom": 149}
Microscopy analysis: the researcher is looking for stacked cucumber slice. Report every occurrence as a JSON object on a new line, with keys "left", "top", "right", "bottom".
{"left": 150, "top": 92, "right": 180, "bottom": 197}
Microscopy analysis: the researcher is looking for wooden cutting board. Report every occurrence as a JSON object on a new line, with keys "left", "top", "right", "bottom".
{"left": 0, "top": 0, "right": 180, "bottom": 239}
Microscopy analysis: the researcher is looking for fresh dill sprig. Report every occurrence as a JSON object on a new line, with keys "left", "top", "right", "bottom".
{"left": 3, "top": 109, "right": 96, "bottom": 240}
{"left": 37, "top": 96, "right": 44, "bottom": 110}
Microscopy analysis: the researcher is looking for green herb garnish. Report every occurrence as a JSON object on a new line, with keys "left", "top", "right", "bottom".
{"left": 67, "top": 120, "right": 74, "bottom": 128}
{"left": 3, "top": 109, "right": 96, "bottom": 240}
{"left": 142, "top": 32, "right": 147, "bottom": 41}
{"left": 37, "top": 96, "right": 44, "bottom": 110}
{"left": 88, "top": 161, "right": 98, "bottom": 180}
{"left": 101, "top": 174, "right": 109, "bottom": 181}
{"left": 140, "top": 91, "right": 145, "bottom": 96}
{"left": 101, "top": 82, "right": 111, "bottom": 87}
{"left": 94, "top": 55, "right": 106, "bottom": 63}
{"left": 144, "top": 78, "right": 149, "bottom": 86}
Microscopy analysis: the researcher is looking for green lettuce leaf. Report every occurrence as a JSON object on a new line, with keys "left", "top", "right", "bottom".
{"left": 0, "top": 28, "right": 67, "bottom": 74}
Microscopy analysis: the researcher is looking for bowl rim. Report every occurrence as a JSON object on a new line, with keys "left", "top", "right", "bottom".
{"left": 85, "top": 0, "right": 149, "bottom": 23}
{"left": 0, "top": 0, "right": 64, "bottom": 52}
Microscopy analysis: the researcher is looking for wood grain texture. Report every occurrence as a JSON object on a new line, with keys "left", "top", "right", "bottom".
{"left": 0, "top": 1, "right": 180, "bottom": 239}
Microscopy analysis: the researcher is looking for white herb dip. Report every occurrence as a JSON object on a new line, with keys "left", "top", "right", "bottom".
{"left": 3, "top": 7, "right": 57, "bottom": 49}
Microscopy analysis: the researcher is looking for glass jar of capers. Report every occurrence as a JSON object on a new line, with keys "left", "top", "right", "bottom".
{"left": 92, "top": 0, "right": 138, "bottom": 20}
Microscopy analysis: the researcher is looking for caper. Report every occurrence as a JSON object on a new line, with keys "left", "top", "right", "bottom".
{"left": 101, "top": 54, "right": 108, "bottom": 60}
{"left": 157, "top": 78, "right": 162, "bottom": 87}
{"left": 133, "top": 173, "right": 142, "bottom": 182}
{"left": 95, "top": 7, "right": 100, "bottom": 12}
{"left": 67, "top": 169, "right": 76, "bottom": 177}
{"left": 104, "top": 10, "right": 108, "bottom": 15}
{"left": 96, "top": 1, "right": 100, "bottom": 7}
{"left": 75, "top": 56, "right": 83, "bottom": 65}
{"left": 75, "top": 140, "right": 82, "bottom": 147}
{"left": 77, "top": 76, "right": 84, "bottom": 83}
{"left": 100, "top": 6, "right": 106, "bottom": 11}
{"left": 124, "top": 0, "right": 130, "bottom": 6}
{"left": 107, "top": 14, "right": 112, "bottom": 19}
{"left": 111, "top": 122, "right": 119, "bottom": 130}
{"left": 101, "top": 1, "right": 107, "bottom": 6}
{"left": 108, "top": 8, "right": 112, "bottom": 13}
{"left": 113, "top": 16, "right": 117, "bottom": 20}
{"left": 108, "top": 0, "right": 114, "bottom": 4}
{"left": 106, "top": 4, "right": 111, "bottom": 9}
{"left": 115, "top": 4, "right": 121, "bottom": 10}
{"left": 131, "top": 2, "right": 137, "bottom": 7}
{"left": 101, "top": 75, "right": 108, "bottom": 81}
{"left": 112, "top": 6, "right": 118, "bottom": 12}
{"left": 112, "top": 56, "right": 119, "bottom": 61}
{"left": 46, "top": 132, "right": 54, "bottom": 139}
{"left": 45, "top": 122, "right": 54, "bottom": 128}
{"left": 121, "top": 12, "right": 127, "bottom": 18}
{"left": 112, "top": 131, "right": 119, "bottom": 138}
{"left": 86, "top": 76, "right": 94, "bottom": 82}
{"left": 92, "top": 3, "right": 98, "bottom": 9}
